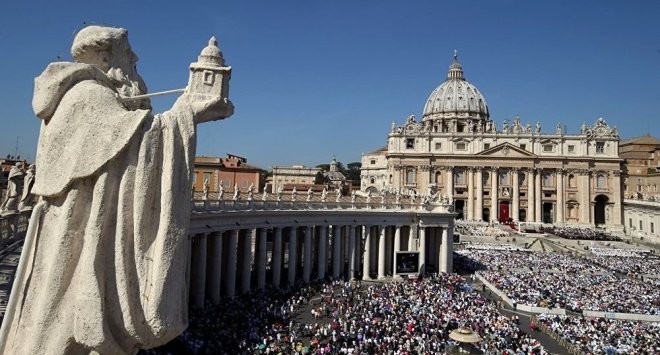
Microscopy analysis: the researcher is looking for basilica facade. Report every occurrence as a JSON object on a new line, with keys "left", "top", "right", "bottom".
{"left": 361, "top": 54, "right": 623, "bottom": 232}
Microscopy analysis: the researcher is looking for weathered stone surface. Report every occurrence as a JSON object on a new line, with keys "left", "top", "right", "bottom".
{"left": 1, "top": 25, "right": 233, "bottom": 354}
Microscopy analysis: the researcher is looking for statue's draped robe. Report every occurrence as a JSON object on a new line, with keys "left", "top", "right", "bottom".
{"left": 5, "top": 63, "right": 195, "bottom": 354}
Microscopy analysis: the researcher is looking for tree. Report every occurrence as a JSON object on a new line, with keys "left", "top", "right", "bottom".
{"left": 346, "top": 162, "right": 361, "bottom": 186}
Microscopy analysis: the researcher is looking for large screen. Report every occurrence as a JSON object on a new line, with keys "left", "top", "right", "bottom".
{"left": 395, "top": 252, "right": 419, "bottom": 275}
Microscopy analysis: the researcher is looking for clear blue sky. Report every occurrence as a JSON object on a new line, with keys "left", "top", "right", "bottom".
{"left": 1, "top": 1, "right": 659, "bottom": 169}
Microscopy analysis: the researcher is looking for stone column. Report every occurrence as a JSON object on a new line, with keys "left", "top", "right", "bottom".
{"left": 377, "top": 226, "right": 387, "bottom": 279}
{"left": 348, "top": 225, "right": 356, "bottom": 280}
{"left": 392, "top": 226, "right": 401, "bottom": 279}
{"left": 556, "top": 169, "right": 564, "bottom": 224}
{"left": 580, "top": 171, "right": 591, "bottom": 224}
{"left": 256, "top": 228, "right": 267, "bottom": 290}
{"left": 407, "top": 225, "right": 416, "bottom": 251}
{"left": 491, "top": 167, "right": 498, "bottom": 222}
{"left": 512, "top": 169, "right": 520, "bottom": 222}
{"left": 363, "top": 225, "right": 372, "bottom": 279}
{"left": 332, "top": 225, "right": 341, "bottom": 278}
{"left": 303, "top": 226, "right": 312, "bottom": 283}
{"left": 528, "top": 168, "right": 535, "bottom": 222}
{"left": 288, "top": 227, "right": 298, "bottom": 286}
{"left": 317, "top": 225, "right": 327, "bottom": 279}
{"left": 446, "top": 167, "right": 453, "bottom": 198}
{"left": 272, "top": 228, "right": 282, "bottom": 288}
{"left": 191, "top": 233, "right": 207, "bottom": 307}
{"left": 418, "top": 226, "right": 426, "bottom": 275}
{"left": 440, "top": 227, "right": 453, "bottom": 273}
{"left": 467, "top": 168, "right": 474, "bottom": 221}
{"left": 207, "top": 231, "right": 223, "bottom": 303}
{"left": 225, "top": 229, "right": 238, "bottom": 296}
{"left": 240, "top": 229, "right": 253, "bottom": 294}
{"left": 611, "top": 171, "right": 622, "bottom": 226}
{"left": 475, "top": 168, "right": 483, "bottom": 221}
{"left": 535, "top": 169, "right": 542, "bottom": 222}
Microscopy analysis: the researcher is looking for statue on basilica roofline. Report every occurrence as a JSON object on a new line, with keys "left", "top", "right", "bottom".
{"left": 0, "top": 25, "right": 234, "bottom": 354}
{"left": 535, "top": 121, "right": 542, "bottom": 134}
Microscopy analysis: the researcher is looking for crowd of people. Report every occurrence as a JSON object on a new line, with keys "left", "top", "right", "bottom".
{"left": 482, "top": 270, "right": 660, "bottom": 314}
{"left": 454, "top": 221, "right": 512, "bottom": 238}
{"left": 586, "top": 253, "right": 660, "bottom": 276}
{"left": 540, "top": 226, "right": 622, "bottom": 241}
{"left": 147, "top": 275, "right": 547, "bottom": 354}
{"left": 455, "top": 249, "right": 601, "bottom": 273}
{"left": 536, "top": 314, "right": 660, "bottom": 354}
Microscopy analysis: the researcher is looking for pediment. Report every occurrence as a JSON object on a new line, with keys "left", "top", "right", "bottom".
{"left": 476, "top": 143, "right": 537, "bottom": 158}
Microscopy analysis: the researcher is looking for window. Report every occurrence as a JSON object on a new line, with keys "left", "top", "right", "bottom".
{"left": 543, "top": 144, "right": 553, "bottom": 152}
{"left": 457, "top": 123, "right": 465, "bottom": 132}
{"left": 484, "top": 143, "right": 490, "bottom": 149}
{"left": 435, "top": 142, "right": 442, "bottom": 150}
{"left": 370, "top": 178, "right": 375, "bottom": 184}
{"left": 405, "top": 168, "right": 416, "bottom": 185}
{"left": 389, "top": 175, "right": 393, "bottom": 184}
{"left": 456, "top": 142, "right": 466, "bottom": 150}
{"left": 370, "top": 159, "right": 376, "bottom": 165}
{"left": 640, "top": 220, "right": 643, "bottom": 231}
{"left": 596, "top": 174, "right": 606, "bottom": 189}
{"left": 568, "top": 145, "right": 575, "bottom": 153}
{"left": 499, "top": 171, "right": 509, "bottom": 185}
{"left": 519, "top": 144, "right": 526, "bottom": 150}
{"left": 596, "top": 142, "right": 605, "bottom": 154}
{"left": 652, "top": 222, "right": 655, "bottom": 234}
{"left": 406, "top": 138, "right": 415, "bottom": 149}
{"left": 629, "top": 218, "right": 633, "bottom": 228}
{"left": 568, "top": 174, "right": 576, "bottom": 188}
{"left": 542, "top": 172, "right": 553, "bottom": 187}
{"left": 454, "top": 170, "right": 466, "bottom": 185}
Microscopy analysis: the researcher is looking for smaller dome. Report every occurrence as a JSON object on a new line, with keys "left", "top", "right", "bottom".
{"left": 198, "top": 36, "right": 224, "bottom": 66}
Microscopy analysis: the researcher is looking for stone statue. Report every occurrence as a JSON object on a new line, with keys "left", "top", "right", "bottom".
{"left": 335, "top": 188, "right": 342, "bottom": 202}
{"left": 276, "top": 185, "right": 283, "bottom": 201}
{"left": 1, "top": 26, "right": 234, "bottom": 354}
{"left": 502, "top": 119, "right": 509, "bottom": 133}
{"left": 306, "top": 187, "right": 313, "bottom": 201}
{"left": 395, "top": 191, "right": 401, "bottom": 204}
{"left": 556, "top": 123, "right": 562, "bottom": 135}
{"left": 467, "top": 120, "right": 474, "bottom": 132}
{"left": 218, "top": 182, "right": 224, "bottom": 200}
{"left": 233, "top": 183, "right": 240, "bottom": 200}
{"left": 0, "top": 162, "right": 24, "bottom": 213}
{"left": 291, "top": 186, "right": 297, "bottom": 201}
{"left": 525, "top": 123, "right": 531, "bottom": 133}
{"left": 351, "top": 191, "right": 357, "bottom": 203}
{"left": 261, "top": 190, "right": 268, "bottom": 201}
{"left": 203, "top": 178, "right": 210, "bottom": 200}
{"left": 247, "top": 184, "right": 254, "bottom": 201}
{"left": 19, "top": 164, "right": 36, "bottom": 210}
{"left": 535, "top": 122, "right": 541, "bottom": 134}
{"left": 321, "top": 187, "right": 328, "bottom": 201}
{"left": 580, "top": 123, "right": 587, "bottom": 134}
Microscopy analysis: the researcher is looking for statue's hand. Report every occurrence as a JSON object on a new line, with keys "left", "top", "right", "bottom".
{"left": 170, "top": 93, "right": 234, "bottom": 124}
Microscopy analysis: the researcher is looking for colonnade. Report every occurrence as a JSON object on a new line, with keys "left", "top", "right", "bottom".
{"left": 188, "top": 221, "right": 453, "bottom": 306}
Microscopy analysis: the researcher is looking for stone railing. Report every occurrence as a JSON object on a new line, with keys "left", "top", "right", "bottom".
{"left": 0, "top": 210, "right": 31, "bottom": 252}
{"left": 192, "top": 198, "right": 454, "bottom": 213}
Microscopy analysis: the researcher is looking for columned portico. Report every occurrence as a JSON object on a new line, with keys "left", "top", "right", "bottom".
{"left": 556, "top": 170, "right": 564, "bottom": 224}
{"left": 332, "top": 225, "right": 342, "bottom": 278}
{"left": 418, "top": 227, "right": 426, "bottom": 275}
{"left": 225, "top": 229, "right": 238, "bottom": 296}
{"left": 528, "top": 168, "right": 535, "bottom": 222}
{"left": 392, "top": 226, "right": 402, "bottom": 279}
{"left": 348, "top": 225, "right": 356, "bottom": 280}
{"left": 256, "top": 228, "right": 267, "bottom": 289}
{"left": 303, "top": 226, "right": 312, "bottom": 283}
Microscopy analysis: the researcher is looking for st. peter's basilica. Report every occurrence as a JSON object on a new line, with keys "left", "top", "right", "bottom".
{"left": 361, "top": 53, "right": 623, "bottom": 232}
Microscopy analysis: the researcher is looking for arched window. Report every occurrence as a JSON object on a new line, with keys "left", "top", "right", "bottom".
{"left": 435, "top": 171, "right": 442, "bottom": 184}
{"left": 596, "top": 174, "right": 606, "bottom": 189}
{"left": 370, "top": 178, "right": 375, "bottom": 184}
{"left": 405, "top": 168, "right": 416, "bottom": 185}
{"left": 499, "top": 171, "right": 509, "bottom": 186}
{"left": 519, "top": 173, "right": 526, "bottom": 186}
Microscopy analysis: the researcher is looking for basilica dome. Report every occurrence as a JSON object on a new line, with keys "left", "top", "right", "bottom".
{"left": 422, "top": 53, "right": 489, "bottom": 121}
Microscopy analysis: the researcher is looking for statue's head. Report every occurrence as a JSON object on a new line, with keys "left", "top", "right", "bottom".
{"left": 72, "top": 25, "right": 149, "bottom": 109}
